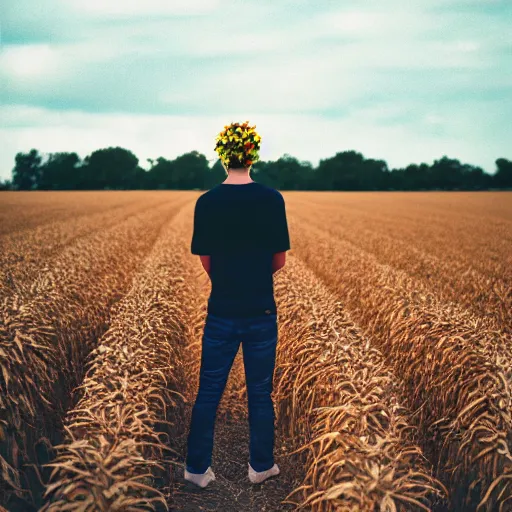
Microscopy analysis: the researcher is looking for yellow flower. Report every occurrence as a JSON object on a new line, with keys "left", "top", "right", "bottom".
{"left": 215, "top": 121, "right": 261, "bottom": 163}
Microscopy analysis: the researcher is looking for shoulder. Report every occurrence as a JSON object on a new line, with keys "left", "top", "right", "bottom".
{"left": 255, "top": 183, "right": 283, "bottom": 202}
{"left": 195, "top": 188, "right": 215, "bottom": 207}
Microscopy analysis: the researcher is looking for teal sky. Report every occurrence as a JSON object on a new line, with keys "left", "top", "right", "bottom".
{"left": 1, "top": 0, "right": 511, "bottom": 179}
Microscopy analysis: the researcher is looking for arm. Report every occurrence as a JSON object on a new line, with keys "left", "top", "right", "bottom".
{"left": 191, "top": 198, "right": 213, "bottom": 277}
{"left": 199, "top": 255, "right": 211, "bottom": 276}
{"left": 272, "top": 251, "right": 286, "bottom": 273}
{"left": 270, "top": 193, "right": 290, "bottom": 273}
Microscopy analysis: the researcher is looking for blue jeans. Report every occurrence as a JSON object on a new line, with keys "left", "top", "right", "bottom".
{"left": 186, "top": 311, "right": 278, "bottom": 474}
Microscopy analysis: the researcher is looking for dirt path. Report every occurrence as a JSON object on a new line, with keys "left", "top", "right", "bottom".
{"left": 166, "top": 400, "right": 300, "bottom": 511}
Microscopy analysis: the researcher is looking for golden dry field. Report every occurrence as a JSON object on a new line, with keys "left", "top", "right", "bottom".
{"left": 0, "top": 190, "right": 511, "bottom": 512}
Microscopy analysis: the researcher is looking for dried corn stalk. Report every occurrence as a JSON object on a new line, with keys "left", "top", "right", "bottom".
{"left": 40, "top": 204, "right": 199, "bottom": 511}
{"left": 271, "top": 255, "right": 447, "bottom": 511}
{"left": 289, "top": 215, "right": 512, "bottom": 511}
{"left": 0, "top": 199, "right": 187, "bottom": 508}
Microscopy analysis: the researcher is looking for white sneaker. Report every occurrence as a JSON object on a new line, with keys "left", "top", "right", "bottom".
{"left": 184, "top": 466, "right": 216, "bottom": 488}
{"left": 248, "top": 462, "right": 280, "bottom": 484}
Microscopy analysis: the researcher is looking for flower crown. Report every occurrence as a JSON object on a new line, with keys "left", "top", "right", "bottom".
{"left": 214, "top": 121, "right": 261, "bottom": 168}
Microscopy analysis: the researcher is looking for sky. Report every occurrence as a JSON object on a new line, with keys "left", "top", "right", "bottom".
{"left": 1, "top": 0, "right": 511, "bottom": 180}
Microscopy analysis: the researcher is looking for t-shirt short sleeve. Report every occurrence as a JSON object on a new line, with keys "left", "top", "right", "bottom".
{"left": 191, "top": 197, "right": 213, "bottom": 255}
{"left": 268, "top": 193, "right": 290, "bottom": 253}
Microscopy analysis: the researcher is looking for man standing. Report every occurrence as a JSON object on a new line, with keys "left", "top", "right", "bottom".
{"left": 184, "top": 122, "right": 290, "bottom": 488}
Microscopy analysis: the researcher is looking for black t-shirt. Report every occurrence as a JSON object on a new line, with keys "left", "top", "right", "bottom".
{"left": 191, "top": 181, "right": 290, "bottom": 318}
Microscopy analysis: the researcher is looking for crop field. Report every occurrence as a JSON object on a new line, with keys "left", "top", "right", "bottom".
{"left": 0, "top": 190, "right": 511, "bottom": 512}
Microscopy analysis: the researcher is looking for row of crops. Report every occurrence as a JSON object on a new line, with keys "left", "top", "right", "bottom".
{"left": 1, "top": 191, "right": 510, "bottom": 511}
{"left": 1, "top": 196, "right": 191, "bottom": 510}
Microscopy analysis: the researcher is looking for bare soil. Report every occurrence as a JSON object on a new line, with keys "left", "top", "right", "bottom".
{"left": 165, "top": 406, "right": 303, "bottom": 512}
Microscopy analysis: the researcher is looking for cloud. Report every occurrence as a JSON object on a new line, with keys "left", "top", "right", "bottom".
{"left": 67, "top": 0, "right": 221, "bottom": 17}
{"left": 1, "top": 44, "right": 59, "bottom": 79}
{"left": 0, "top": 0, "right": 510, "bottom": 180}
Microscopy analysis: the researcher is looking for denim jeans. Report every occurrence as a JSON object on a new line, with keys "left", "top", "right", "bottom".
{"left": 186, "top": 311, "right": 278, "bottom": 474}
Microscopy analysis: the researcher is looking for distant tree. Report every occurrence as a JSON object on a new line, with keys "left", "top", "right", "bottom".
{"left": 362, "top": 158, "right": 389, "bottom": 190}
{"left": 130, "top": 166, "right": 151, "bottom": 189}
{"left": 7, "top": 145, "right": 509, "bottom": 191}
{"left": 429, "top": 156, "right": 465, "bottom": 189}
{"left": 316, "top": 151, "right": 387, "bottom": 190}
{"left": 207, "top": 159, "right": 228, "bottom": 188}
{"left": 392, "top": 159, "right": 491, "bottom": 190}
{"left": 82, "top": 147, "right": 139, "bottom": 190}
{"left": 39, "top": 152, "right": 81, "bottom": 190}
{"left": 12, "top": 149, "right": 42, "bottom": 190}
{"left": 0, "top": 179, "right": 12, "bottom": 191}
{"left": 251, "top": 160, "right": 280, "bottom": 189}
{"left": 147, "top": 157, "right": 175, "bottom": 189}
{"left": 401, "top": 163, "right": 432, "bottom": 190}
{"left": 388, "top": 167, "right": 406, "bottom": 190}
{"left": 297, "top": 160, "right": 317, "bottom": 190}
{"left": 147, "top": 151, "right": 210, "bottom": 190}
{"left": 273, "top": 154, "right": 310, "bottom": 190}
{"left": 494, "top": 158, "right": 512, "bottom": 188}
{"left": 172, "top": 151, "right": 210, "bottom": 189}
{"left": 461, "top": 164, "right": 491, "bottom": 190}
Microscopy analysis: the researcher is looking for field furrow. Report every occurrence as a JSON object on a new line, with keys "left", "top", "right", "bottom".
{"left": 287, "top": 214, "right": 512, "bottom": 511}
{"left": 0, "top": 197, "right": 172, "bottom": 303}
{"left": 273, "top": 255, "right": 446, "bottom": 511}
{"left": 287, "top": 192, "right": 512, "bottom": 283}
{"left": 0, "top": 196, "right": 191, "bottom": 511}
{"left": 42, "top": 200, "right": 446, "bottom": 511}
{"left": 38, "top": 203, "right": 200, "bottom": 512}
{"left": 0, "top": 191, "right": 149, "bottom": 236}
{"left": 1, "top": 190, "right": 509, "bottom": 512}
{"left": 287, "top": 201, "right": 511, "bottom": 334}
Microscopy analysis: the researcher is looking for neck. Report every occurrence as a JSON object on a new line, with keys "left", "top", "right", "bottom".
{"left": 223, "top": 168, "right": 253, "bottom": 184}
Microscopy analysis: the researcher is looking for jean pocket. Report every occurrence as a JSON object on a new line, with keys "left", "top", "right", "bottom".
{"left": 204, "top": 315, "right": 232, "bottom": 337}
{"left": 247, "top": 316, "right": 278, "bottom": 337}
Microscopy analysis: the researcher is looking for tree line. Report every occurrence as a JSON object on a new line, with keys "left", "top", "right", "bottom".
{"left": 1, "top": 147, "right": 511, "bottom": 191}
